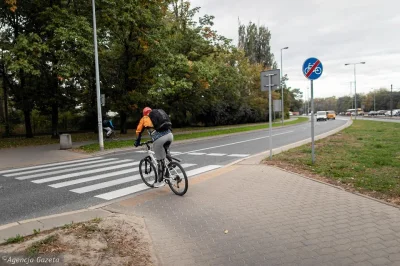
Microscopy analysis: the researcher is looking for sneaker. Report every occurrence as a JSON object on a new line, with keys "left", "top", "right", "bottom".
{"left": 153, "top": 181, "right": 166, "bottom": 188}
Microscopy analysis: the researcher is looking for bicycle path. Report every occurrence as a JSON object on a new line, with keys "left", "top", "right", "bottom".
{"left": 103, "top": 157, "right": 400, "bottom": 266}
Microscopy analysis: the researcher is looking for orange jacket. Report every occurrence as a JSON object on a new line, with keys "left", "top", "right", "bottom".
{"left": 136, "top": 116, "right": 153, "bottom": 136}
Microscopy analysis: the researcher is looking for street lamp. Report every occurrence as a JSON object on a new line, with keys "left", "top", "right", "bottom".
{"left": 92, "top": 0, "right": 104, "bottom": 151}
{"left": 345, "top": 62, "right": 365, "bottom": 120}
{"left": 280, "top": 46, "right": 289, "bottom": 125}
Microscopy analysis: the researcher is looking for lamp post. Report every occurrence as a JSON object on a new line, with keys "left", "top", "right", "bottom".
{"left": 92, "top": 0, "right": 104, "bottom": 151}
{"left": 345, "top": 62, "right": 365, "bottom": 120}
{"left": 280, "top": 47, "right": 288, "bottom": 125}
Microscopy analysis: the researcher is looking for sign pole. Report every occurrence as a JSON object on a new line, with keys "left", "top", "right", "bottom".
{"left": 303, "top": 57, "right": 322, "bottom": 164}
{"left": 311, "top": 80, "right": 315, "bottom": 164}
{"left": 92, "top": 0, "right": 104, "bottom": 151}
{"left": 269, "top": 74, "right": 272, "bottom": 160}
{"left": 260, "top": 69, "right": 280, "bottom": 160}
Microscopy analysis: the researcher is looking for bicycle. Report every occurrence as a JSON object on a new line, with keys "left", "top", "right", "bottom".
{"left": 104, "top": 128, "right": 119, "bottom": 141}
{"left": 138, "top": 140, "right": 188, "bottom": 196}
{"left": 304, "top": 63, "right": 322, "bottom": 75}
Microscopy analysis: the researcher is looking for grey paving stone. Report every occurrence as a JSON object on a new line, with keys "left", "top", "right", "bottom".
{"left": 111, "top": 164, "right": 400, "bottom": 266}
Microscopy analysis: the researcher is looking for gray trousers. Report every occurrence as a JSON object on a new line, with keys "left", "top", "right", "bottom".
{"left": 153, "top": 133, "right": 174, "bottom": 160}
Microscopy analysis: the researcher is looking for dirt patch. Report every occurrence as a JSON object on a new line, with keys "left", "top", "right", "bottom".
{"left": 0, "top": 214, "right": 157, "bottom": 266}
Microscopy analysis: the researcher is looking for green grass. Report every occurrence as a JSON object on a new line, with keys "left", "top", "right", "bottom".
{"left": 268, "top": 120, "right": 400, "bottom": 200}
{"left": 5, "top": 234, "right": 24, "bottom": 244}
{"left": 79, "top": 117, "right": 309, "bottom": 153}
{"left": 26, "top": 235, "right": 58, "bottom": 256}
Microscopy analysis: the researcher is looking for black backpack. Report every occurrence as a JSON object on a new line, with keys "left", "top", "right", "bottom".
{"left": 149, "top": 109, "right": 172, "bottom": 131}
{"left": 102, "top": 120, "right": 110, "bottom": 127}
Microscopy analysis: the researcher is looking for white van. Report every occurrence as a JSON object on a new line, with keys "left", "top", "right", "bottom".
{"left": 316, "top": 111, "right": 327, "bottom": 121}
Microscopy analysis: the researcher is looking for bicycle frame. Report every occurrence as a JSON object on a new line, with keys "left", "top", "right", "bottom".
{"left": 142, "top": 141, "right": 178, "bottom": 182}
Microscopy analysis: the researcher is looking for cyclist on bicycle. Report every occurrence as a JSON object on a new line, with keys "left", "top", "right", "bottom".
{"left": 102, "top": 117, "right": 115, "bottom": 138}
{"left": 134, "top": 107, "right": 173, "bottom": 188}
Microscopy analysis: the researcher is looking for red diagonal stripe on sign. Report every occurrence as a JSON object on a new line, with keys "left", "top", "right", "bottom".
{"left": 306, "top": 60, "right": 320, "bottom": 77}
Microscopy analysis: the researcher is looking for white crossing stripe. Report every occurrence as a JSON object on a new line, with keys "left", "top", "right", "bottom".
{"left": 187, "top": 152, "right": 206, "bottom": 155}
{"left": 228, "top": 154, "right": 250, "bottom": 157}
{"left": 49, "top": 168, "right": 138, "bottom": 188}
{"left": 32, "top": 161, "right": 138, "bottom": 184}
{"left": 16, "top": 159, "right": 132, "bottom": 180}
{"left": 0, "top": 157, "right": 103, "bottom": 175}
{"left": 94, "top": 164, "right": 222, "bottom": 200}
{"left": 69, "top": 163, "right": 197, "bottom": 193}
{"left": 170, "top": 151, "right": 182, "bottom": 155}
{"left": 70, "top": 174, "right": 142, "bottom": 193}
{"left": 5, "top": 158, "right": 118, "bottom": 177}
{"left": 207, "top": 153, "right": 226, "bottom": 156}
{"left": 185, "top": 165, "right": 222, "bottom": 177}
{"left": 95, "top": 183, "right": 150, "bottom": 200}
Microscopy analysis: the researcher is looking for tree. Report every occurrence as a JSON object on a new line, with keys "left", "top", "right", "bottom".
{"left": 238, "top": 20, "right": 277, "bottom": 69}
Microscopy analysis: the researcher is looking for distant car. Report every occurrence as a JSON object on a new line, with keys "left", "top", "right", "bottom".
{"left": 289, "top": 111, "right": 293, "bottom": 116}
{"left": 368, "top": 111, "right": 378, "bottom": 116}
{"left": 316, "top": 111, "right": 327, "bottom": 121}
{"left": 377, "top": 110, "right": 386, "bottom": 115}
{"left": 326, "top": 111, "right": 336, "bottom": 120}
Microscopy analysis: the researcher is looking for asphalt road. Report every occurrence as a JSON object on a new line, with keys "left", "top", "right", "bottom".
{"left": 0, "top": 118, "right": 347, "bottom": 226}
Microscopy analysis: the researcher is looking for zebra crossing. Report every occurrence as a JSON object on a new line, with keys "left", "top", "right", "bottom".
{"left": 0, "top": 156, "right": 222, "bottom": 201}
{"left": 134, "top": 151, "right": 250, "bottom": 157}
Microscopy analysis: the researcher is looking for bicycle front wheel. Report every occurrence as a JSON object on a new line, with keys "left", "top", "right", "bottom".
{"left": 167, "top": 161, "right": 188, "bottom": 196}
{"left": 110, "top": 131, "right": 119, "bottom": 140}
{"left": 139, "top": 157, "right": 157, "bottom": 188}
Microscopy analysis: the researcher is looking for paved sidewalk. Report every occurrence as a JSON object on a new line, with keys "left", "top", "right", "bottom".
{"left": 0, "top": 143, "right": 91, "bottom": 170}
{"left": 104, "top": 162, "right": 400, "bottom": 266}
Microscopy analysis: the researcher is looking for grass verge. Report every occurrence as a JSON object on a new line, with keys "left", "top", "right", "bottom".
{"left": 79, "top": 117, "right": 309, "bottom": 153}
{"left": 265, "top": 120, "right": 400, "bottom": 205}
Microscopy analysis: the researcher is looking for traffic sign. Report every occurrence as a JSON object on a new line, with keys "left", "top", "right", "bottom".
{"left": 303, "top": 58, "right": 323, "bottom": 80}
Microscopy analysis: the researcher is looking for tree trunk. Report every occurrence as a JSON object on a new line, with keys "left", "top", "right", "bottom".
{"left": 3, "top": 70, "right": 10, "bottom": 137}
{"left": 51, "top": 103, "right": 59, "bottom": 138}
{"left": 120, "top": 111, "right": 127, "bottom": 134}
{"left": 24, "top": 109, "right": 33, "bottom": 138}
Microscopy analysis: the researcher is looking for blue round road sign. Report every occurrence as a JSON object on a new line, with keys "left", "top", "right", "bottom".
{"left": 303, "top": 57, "right": 323, "bottom": 80}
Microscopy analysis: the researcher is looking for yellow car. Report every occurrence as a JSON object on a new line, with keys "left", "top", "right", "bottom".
{"left": 327, "top": 111, "right": 336, "bottom": 120}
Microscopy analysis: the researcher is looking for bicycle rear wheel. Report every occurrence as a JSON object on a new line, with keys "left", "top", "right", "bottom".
{"left": 139, "top": 156, "right": 157, "bottom": 188}
{"left": 110, "top": 131, "right": 119, "bottom": 140}
{"left": 167, "top": 161, "right": 188, "bottom": 196}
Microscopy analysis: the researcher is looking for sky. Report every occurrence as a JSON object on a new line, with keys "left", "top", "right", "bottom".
{"left": 190, "top": 0, "right": 400, "bottom": 99}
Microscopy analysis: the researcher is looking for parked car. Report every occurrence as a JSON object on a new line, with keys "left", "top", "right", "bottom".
{"left": 316, "top": 111, "right": 327, "bottom": 121}
{"left": 377, "top": 110, "right": 386, "bottom": 115}
{"left": 385, "top": 110, "right": 400, "bottom": 116}
{"left": 326, "top": 111, "right": 336, "bottom": 120}
{"left": 368, "top": 111, "right": 378, "bottom": 116}
{"left": 289, "top": 111, "right": 293, "bottom": 116}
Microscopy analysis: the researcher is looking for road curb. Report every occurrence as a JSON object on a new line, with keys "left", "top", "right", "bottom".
{"left": 0, "top": 209, "right": 112, "bottom": 244}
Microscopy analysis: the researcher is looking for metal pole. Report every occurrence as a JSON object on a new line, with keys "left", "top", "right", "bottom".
{"left": 391, "top": 84, "right": 393, "bottom": 117}
{"left": 281, "top": 51, "right": 284, "bottom": 125}
{"left": 92, "top": 0, "right": 104, "bottom": 151}
{"left": 311, "top": 80, "right": 315, "bottom": 164}
{"left": 269, "top": 75, "right": 272, "bottom": 160}
{"left": 354, "top": 65, "right": 357, "bottom": 120}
